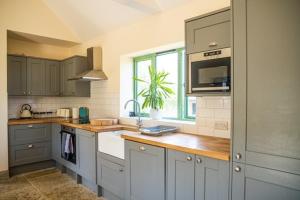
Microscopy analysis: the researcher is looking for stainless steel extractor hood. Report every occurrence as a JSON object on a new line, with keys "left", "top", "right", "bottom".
{"left": 69, "top": 47, "right": 108, "bottom": 81}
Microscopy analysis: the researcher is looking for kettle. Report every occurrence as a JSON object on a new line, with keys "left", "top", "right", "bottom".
{"left": 20, "top": 104, "right": 33, "bottom": 118}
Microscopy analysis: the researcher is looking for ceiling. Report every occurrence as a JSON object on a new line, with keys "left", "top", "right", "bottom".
{"left": 42, "top": 0, "right": 192, "bottom": 41}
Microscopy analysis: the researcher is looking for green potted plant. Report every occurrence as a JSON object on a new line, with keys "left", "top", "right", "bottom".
{"left": 134, "top": 65, "right": 174, "bottom": 120}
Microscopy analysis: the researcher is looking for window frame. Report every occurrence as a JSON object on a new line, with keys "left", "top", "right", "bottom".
{"left": 133, "top": 48, "right": 195, "bottom": 121}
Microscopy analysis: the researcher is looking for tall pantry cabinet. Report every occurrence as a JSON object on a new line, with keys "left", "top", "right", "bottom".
{"left": 231, "top": 0, "right": 300, "bottom": 199}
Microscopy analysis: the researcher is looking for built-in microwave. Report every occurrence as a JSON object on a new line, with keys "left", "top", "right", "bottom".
{"left": 187, "top": 47, "right": 231, "bottom": 95}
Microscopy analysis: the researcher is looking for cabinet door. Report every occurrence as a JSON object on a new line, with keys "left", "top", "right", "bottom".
{"left": 232, "top": 0, "right": 300, "bottom": 174}
{"left": 125, "top": 141, "right": 165, "bottom": 200}
{"left": 9, "top": 141, "right": 51, "bottom": 167}
{"left": 9, "top": 124, "right": 51, "bottom": 146}
{"left": 51, "top": 124, "right": 61, "bottom": 161}
{"left": 186, "top": 9, "right": 230, "bottom": 54}
{"left": 7, "top": 55, "right": 27, "bottom": 96}
{"left": 76, "top": 129, "right": 96, "bottom": 183}
{"left": 45, "top": 60, "right": 60, "bottom": 96}
{"left": 61, "top": 59, "right": 75, "bottom": 96}
{"left": 27, "top": 58, "right": 45, "bottom": 95}
{"left": 195, "top": 156, "right": 229, "bottom": 200}
{"left": 232, "top": 163, "right": 300, "bottom": 200}
{"left": 167, "top": 150, "right": 195, "bottom": 200}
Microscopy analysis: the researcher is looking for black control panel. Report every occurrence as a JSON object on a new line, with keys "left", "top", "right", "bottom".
{"left": 204, "top": 50, "right": 222, "bottom": 57}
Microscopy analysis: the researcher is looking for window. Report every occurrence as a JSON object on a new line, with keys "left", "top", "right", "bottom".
{"left": 133, "top": 48, "right": 196, "bottom": 121}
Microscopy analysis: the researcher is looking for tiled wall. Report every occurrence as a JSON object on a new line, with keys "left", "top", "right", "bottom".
{"left": 8, "top": 82, "right": 119, "bottom": 119}
{"left": 8, "top": 84, "right": 231, "bottom": 138}
{"left": 196, "top": 96, "right": 231, "bottom": 138}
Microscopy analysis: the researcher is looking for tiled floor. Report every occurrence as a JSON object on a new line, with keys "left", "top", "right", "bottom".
{"left": 0, "top": 168, "right": 104, "bottom": 200}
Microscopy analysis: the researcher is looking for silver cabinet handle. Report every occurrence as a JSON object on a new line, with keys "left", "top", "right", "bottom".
{"left": 28, "top": 144, "right": 33, "bottom": 148}
{"left": 196, "top": 158, "right": 202, "bottom": 164}
{"left": 139, "top": 146, "right": 146, "bottom": 151}
{"left": 235, "top": 153, "right": 242, "bottom": 160}
{"left": 28, "top": 91, "right": 31, "bottom": 95}
{"left": 23, "top": 91, "right": 26, "bottom": 95}
{"left": 234, "top": 166, "right": 241, "bottom": 172}
{"left": 209, "top": 42, "right": 218, "bottom": 47}
{"left": 27, "top": 125, "right": 33, "bottom": 128}
{"left": 186, "top": 156, "right": 192, "bottom": 161}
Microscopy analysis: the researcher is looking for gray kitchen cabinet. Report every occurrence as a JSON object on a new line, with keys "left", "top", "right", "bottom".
{"left": 125, "top": 140, "right": 165, "bottom": 200}
{"left": 8, "top": 123, "right": 52, "bottom": 167}
{"left": 97, "top": 152, "right": 125, "bottom": 200}
{"left": 9, "top": 141, "right": 51, "bottom": 167}
{"left": 60, "top": 56, "right": 90, "bottom": 97}
{"left": 167, "top": 150, "right": 195, "bottom": 200}
{"left": 51, "top": 123, "right": 61, "bottom": 161}
{"left": 185, "top": 8, "right": 230, "bottom": 54}
{"left": 232, "top": 163, "right": 300, "bottom": 200}
{"left": 232, "top": 0, "right": 300, "bottom": 199}
{"left": 232, "top": 0, "right": 300, "bottom": 174}
{"left": 7, "top": 55, "right": 27, "bottom": 96}
{"left": 195, "top": 155, "right": 229, "bottom": 200}
{"left": 167, "top": 149, "right": 229, "bottom": 200}
{"left": 27, "top": 58, "right": 46, "bottom": 96}
{"left": 9, "top": 124, "right": 51, "bottom": 146}
{"left": 76, "top": 129, "right": 96, "bottom": 183}
{"left": 45, "top": 60, "right": 60, "bottom": 96}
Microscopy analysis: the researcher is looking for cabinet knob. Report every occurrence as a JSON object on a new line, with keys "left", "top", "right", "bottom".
{"left": 23, "top": 91, "right": 26, "bottom": 95}
{"left": 119, "top": 168, "right": 124, "bottom": 172}
{"left": 234, "top": 166, "right": 241, "bottom": 172}
{"left": 235, "top": 153, "right": 242, "bottom": 160}
{"left": 209, "top": 42, "right": 218, "bottom": 47}
{"left": 186, "top": 156, "right": 192, "bottom": 161}
{"left": 196, "top": 158, "right": 202, "bottom": 164}
{"left": 139, "top": 146, "right": 146, "bottom": 151}
{"left": 28, "top": 144, "right": 33, "bottom": 148}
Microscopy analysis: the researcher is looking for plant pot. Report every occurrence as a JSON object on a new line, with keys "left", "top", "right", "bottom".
{"left": 150, "top": 109, "right": 162, "bottom": 120}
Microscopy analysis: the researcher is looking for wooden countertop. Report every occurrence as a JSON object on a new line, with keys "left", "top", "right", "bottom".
{"left": 121, "top": 132, "right": 230, "bottom": 161}
{"left": 8, "top": 118, "right": 137, "bottom": 133}
{"left": 8, "top": 118, "right": 230, "bottom": 160}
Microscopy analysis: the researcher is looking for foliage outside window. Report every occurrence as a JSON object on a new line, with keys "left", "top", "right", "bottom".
{"left": 133, "top": 48, "right": 196, "bottom": 121}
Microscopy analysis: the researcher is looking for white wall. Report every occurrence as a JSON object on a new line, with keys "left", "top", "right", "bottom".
{"left": 0, "top": 0, "right": 79, "bottom": 172}
{"left": 70, "top": 0, "right": 231, "bottom": 136}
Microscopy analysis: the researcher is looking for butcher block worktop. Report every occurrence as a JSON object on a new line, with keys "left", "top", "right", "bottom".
{"left": 8, "top": 118, "right": 137, "bottom": 133}
{"left": 8, "top": 118, "right": 230, "bottom": 161}
{"left": 121, "top": 132, "right": 230, "bottom": 161}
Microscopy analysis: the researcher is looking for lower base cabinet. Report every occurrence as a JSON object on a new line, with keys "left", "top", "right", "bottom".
{"left": 97, "top": 152, "right": 125, "bottom": 200}
{"left": 167, "top": 149, "right": 229, "bottom": 200}
{"left": 125, "top": 141, "right": 165, "bottom": 200}
{"left": 76, "top": 129, "right": 96, "bottom": 183}
{"left": 232, "top": 163, "right": 300, "bottom": 200}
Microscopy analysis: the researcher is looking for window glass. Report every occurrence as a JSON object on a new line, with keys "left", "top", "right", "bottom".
{"left": 136, "top": 59, "right": 151, "bottom": 114}
{"left": 156, "top": 52, "right": 178, "bottom": 118}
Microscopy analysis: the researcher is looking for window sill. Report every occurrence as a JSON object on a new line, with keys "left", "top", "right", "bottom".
{"left": 119, "top": 116, "right": 196, "bottom": 126}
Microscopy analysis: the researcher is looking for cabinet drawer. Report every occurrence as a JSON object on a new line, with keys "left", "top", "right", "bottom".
{"left": 98, "top": 157, "right": 125, "bottom": 198}
{"left": 9, "top": 141, "right": 51, "bottom": 167}
{"left": 9, "top": 124, "right": 51, "bottom": 146}
{"left": 186, "top": 9, "right": 230, "bottom": 54}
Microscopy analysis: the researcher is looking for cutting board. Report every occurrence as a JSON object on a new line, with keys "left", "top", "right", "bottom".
{"left": 90, "top": 118, "right": 118, "bottom": 126}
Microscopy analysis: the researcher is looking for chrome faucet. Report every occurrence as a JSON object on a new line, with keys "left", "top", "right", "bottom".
{"left": 124, "top": 99, "right": 142, "bottom": 128}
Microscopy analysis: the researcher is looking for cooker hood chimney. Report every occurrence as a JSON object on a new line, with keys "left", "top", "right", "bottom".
{"left": 69, "top": 47, "right": 108, "bottom": 81}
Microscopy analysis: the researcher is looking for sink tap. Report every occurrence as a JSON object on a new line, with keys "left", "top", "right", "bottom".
{"left": 124, "top": 99, "right": 142, "bottom": 128}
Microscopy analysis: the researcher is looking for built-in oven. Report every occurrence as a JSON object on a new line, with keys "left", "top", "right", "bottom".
{"left": 60, "top": 125, "right": 76, "bottom": 164}
{"left": 187, "top": 47, "right": 231, "bottom": 95}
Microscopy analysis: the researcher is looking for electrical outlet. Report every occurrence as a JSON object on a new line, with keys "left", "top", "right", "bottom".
{"left": 214, "top": 121, "right": 228, "bottom": 131}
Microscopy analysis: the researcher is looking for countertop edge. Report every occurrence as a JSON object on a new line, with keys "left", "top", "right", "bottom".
{"left": 121, "top": 134, "right": 230, "bottom": 161}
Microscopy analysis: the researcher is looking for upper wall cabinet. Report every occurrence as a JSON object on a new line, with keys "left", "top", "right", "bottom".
{"left": 60, "top": 56, "right": 90, "bottom": 97}
{"left": 45, "top": 60, "right": 60, "bottom": 96}
{"left": 185, "top": 8, "right": 230, "bottom": 54}
{"left": 7, "top": 55, "right": 27, "bottom": 96}
{"left": 7, "top": 55, "right": 90, "bottom": 97}
{"left": 27, "top": 58, "right": 46, "bottom": 96}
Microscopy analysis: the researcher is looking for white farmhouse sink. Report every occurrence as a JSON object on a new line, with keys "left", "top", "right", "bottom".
{"left": 98, "top": 130, "right": 135, "bottom": 159}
